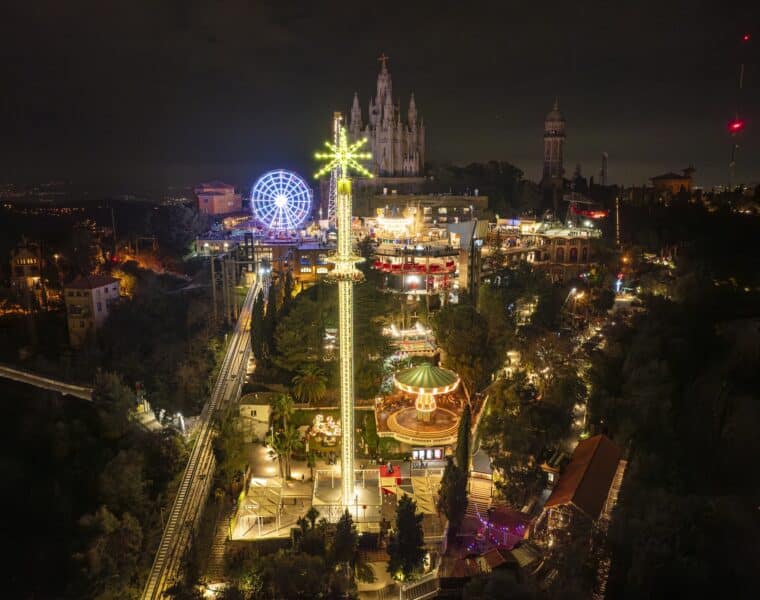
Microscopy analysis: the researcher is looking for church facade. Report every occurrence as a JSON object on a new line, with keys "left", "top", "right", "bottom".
{"left": 348, "top": 56, "right": 425, "bottom": 177}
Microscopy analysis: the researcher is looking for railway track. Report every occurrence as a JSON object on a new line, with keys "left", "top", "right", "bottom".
{"left": 141, "top": 280, "right": 259, "bottom": 599}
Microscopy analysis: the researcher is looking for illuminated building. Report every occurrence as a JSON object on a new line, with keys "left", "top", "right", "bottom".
{"left": 518, "top": 219, "right": 600, "bottom": 283}
{"left": 541, "top": 99, "right": 566, "bottom": 188}
{"left": 194, "top": 181, "right": 242, "bottom": 216}
{"left": 650, "top": 166, "right": 695, "bottom": 195}
{"left": 355, "top": 192, "right": 487, "bottom": 219}
{"left": 315, "top": 125, "right": 372, "bottom": 508}
{"left": 64, "top": 275, "right": 120, "bottom": 348}
{"left": 348, "top": 55, "right": 425, "bottom": 177}
{"left": 534, "top": 435, "right": 624, "bottom": 546}
{"left": 10, "top": 240, "right": 44, "bottom": 305}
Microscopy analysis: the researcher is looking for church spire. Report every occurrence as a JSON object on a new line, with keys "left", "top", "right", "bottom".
{"left": 376, "top": 53, "right": 392, "bottom": 112}
{"left": 350, "top": 92, "right": 362, "bottom": 133}
{"left": 408, "top": 92, "right": 417, "bottom": 127}
{"left": 553, "top": 96, "right": 559, "bottom": 111}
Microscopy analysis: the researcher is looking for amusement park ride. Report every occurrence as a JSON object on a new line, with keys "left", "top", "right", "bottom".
{"left": 314, "top": 124, "right": 373, "bottom": 508}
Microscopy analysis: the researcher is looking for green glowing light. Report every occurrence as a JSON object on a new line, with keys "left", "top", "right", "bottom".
{"left": 314, "top": 128, "right": 373, "bottom": 180}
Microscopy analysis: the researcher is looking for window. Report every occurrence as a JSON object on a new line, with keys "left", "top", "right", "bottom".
{"left": 80, "top": 320, "right": 85, "bottom": 328}
{"left": 97, "top": 302, "right": 102, "bottom": 312}
{"left": 251, "top": 410, "right": 257, "bottom": 417}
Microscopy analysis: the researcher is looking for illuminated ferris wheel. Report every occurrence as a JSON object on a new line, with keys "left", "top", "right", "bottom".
{"left": 251, "top": 169, "right": 313, "bottom": 231}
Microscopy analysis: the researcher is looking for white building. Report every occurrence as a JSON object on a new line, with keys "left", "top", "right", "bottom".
{"left": 64, "top": 275, "right": 120, "bottom": 348}
{"left": 239, "top": 400, "right": 272, "bottom": 443}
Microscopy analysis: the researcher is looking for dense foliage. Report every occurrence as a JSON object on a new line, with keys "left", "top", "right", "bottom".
{"left": 590, "top": 289, "right": 760, "bottom": 597}
{"left": 387, "top": 495, "right": 426, "bottom": 581}
{"left": 255, "top": 267, "right": 393, "bottom": 401}
{"left": 2, "top": 373, "right": 188, "bottom": 599}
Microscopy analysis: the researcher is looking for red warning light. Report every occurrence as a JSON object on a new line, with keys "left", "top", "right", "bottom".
{"left": 743, "top": 34, "right": 750, "bottom": 42}
{"left": 729, "top": 119, "right": 745, "bottom": 133}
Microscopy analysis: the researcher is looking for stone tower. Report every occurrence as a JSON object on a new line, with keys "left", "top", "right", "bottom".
{"left": 348, "top": 55, "right": 425, "bottom": 177}
{"left": 542, "top": 98, "right": 566, "bottom": 186}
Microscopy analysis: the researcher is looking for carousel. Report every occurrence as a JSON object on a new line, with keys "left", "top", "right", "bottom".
{"left": 374, "top": 363, "right": 465, "bottom": 446}
{"left": 393, "top": 363, "right": 460, "bottom": 422}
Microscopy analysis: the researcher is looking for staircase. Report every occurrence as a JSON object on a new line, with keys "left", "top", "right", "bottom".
{"left": 205, "top": 503, "right": 234, "bottom": 582}
{"left": 465, "top": 476, "right": 493, "bottom": 520}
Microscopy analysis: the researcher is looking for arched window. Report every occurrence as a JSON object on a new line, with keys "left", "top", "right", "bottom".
{"left": 569, "top": 247, "right": 578, "bottom": 263}
{"left": 556, "top": 248, "right": 564, "bottom": 262}
{"left": 581, "top": 247, "right": 588, "bottom": 262}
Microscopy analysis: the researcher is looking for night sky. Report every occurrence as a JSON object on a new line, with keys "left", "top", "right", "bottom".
{"left": 2, "top": 1, "right": 759, "bottom": 189}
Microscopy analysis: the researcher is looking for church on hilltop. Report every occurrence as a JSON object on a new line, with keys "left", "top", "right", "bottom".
{"left": 348, "top": 54, "right": 425, "bottom": 177}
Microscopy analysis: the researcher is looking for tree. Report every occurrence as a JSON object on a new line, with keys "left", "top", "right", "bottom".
{"left": 263, "top": 281, "right": 279, "bottom": 358}
{"left": 387, "top": 495, "right": 426, "bottom": 581}
{"left": 91, "top": 371, "right": 135, "bottom": 440}
{"left": 268, "top": 431, "right": 287, "bottom": 479}
{"left": 251, "top": 290, "right": 265, "bottom": 360}
{"left": 278, "top": 425, "right": 303, "bottom": 479}
{"left": 292, "top": 364, "right": 328, "bottom": 405}
{"left": 306, "top": 451, "right": 317, "bottom": 481}
{"left": 271, "top": 394, "right": 294, "bottom": 431}
{"left": 273, "top": 297, "right": 326, "bottom": 372}
{"left": 213, "top": 412, "right": 247, "bottom": 491}
{"left": 150, "top": 204, "right": 207, "bottom": 257}
{"left": 77, "top": 506, "right": 144, "bottom": 598}
{"left": 263, "top": 551, "right": 328, "bottom": 599}
{"left": 432, "top": 303, "right": 495, "bottom": 395}
{"left": 332, "top": 509, "right": 359, "bottom": 565}
{"left": 438, "top": 457, "right": 468, "bottom": 535}
{"left": 456, "top": 403, "right": 472, "bottom": 471}
{"left": 306, "top": 505, "right": 320, "bottom": 529}
{"left": 98, "top": 449, "right": 148, "bottom": 516}
{"left": 283, "top": 269, "right": 295, "bottom": 311}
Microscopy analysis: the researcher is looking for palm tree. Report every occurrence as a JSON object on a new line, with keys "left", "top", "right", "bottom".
{"left": 271, "top": 393, "right": 294, "bottom": 431}
{"left": 306, "top": 505, "right": 320, "bottom": 529}
{"left": 268, "top": 431, "right": 287, "bottom": 479}
{"left": 306, "top": 450, "right": 317, "bottom": 481}
{"left": 292, "top": 364, "right": 328, "bottom": 405}
{"left": 280, "top": 425, "right": 303, "bottom": 479}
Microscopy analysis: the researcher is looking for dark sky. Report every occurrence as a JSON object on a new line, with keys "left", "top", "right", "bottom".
{"left": 2, "top": 0, "right": 759, "bottom": 190}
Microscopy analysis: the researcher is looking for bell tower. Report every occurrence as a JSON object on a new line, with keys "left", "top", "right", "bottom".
{"left": 542, "top": 98, "right": 566, "bottom": 186}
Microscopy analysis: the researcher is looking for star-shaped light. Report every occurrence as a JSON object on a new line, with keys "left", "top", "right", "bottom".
{"left": 314, "top": 127, "right": 373, "bottom": 180}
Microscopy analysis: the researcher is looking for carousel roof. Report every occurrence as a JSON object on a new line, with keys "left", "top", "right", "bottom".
{"left": 394, "top": 363, "right": 459, "bottom": 392}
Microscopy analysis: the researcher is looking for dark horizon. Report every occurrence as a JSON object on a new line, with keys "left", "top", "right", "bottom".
{"left": 2, "top": 1, "right": 759, "bottom": 190}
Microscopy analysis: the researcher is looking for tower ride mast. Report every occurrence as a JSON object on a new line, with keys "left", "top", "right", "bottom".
{"left": 315, "top": 126, "right": 372, "bottom": 508}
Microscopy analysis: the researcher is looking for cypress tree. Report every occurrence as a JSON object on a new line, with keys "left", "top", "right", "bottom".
{"left": 264, "top": 280, "right": 278, "bottom": 357}
{"left": 251, "top": 290, "right": 265, "bottom": 360}
{"left": 456, "top": 403, "right": 471, "bottom": 472}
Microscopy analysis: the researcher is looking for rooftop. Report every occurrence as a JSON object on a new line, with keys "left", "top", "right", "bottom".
{"left": 651, "top": 172, "right": 691, "bottom": 180}
{"left": 65, "top": 275, "right": 119, "bottom": 290}
{"left": 394, "top": 363, "right": 460, "bottom": 392}
{"left": 544, "top": 434, "right": 621, "bottom": 519}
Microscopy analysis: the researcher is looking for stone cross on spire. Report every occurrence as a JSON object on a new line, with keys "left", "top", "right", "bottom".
{"left": 377, "top": 53, "right": 390, "bottom": 71}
